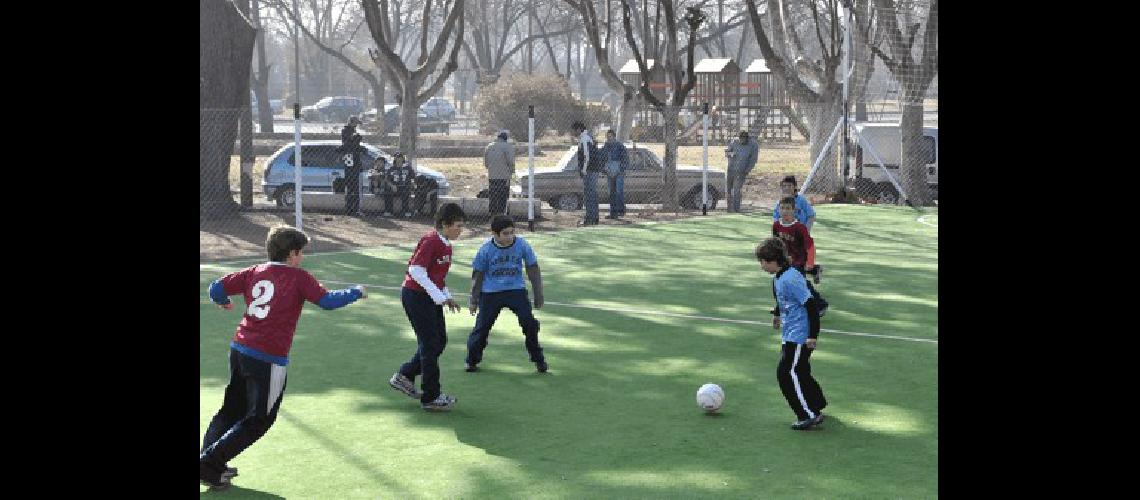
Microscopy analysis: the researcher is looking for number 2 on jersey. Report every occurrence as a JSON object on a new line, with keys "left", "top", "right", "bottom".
{"left": 247, "top": 280, "right": 275, "bottom": 319}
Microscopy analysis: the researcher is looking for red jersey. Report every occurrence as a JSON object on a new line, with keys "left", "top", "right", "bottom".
{"left": 220, "top": 263, "right": 328, "bottom": 360}
{"left": 402, "top": 230, "right": 453, "bottom": 293}
{"left": 773, "top": 219, "right": 816, "bottom": 269}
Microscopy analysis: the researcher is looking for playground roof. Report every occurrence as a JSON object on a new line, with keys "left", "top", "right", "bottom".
{"left": 694, "top": 58, "right": 740, "bottom": 73}
{"left": 619, "top": 59, "right": 655, "bottom": 74}
{"left": 745, "top": 59, "right": 771, "bottom": 73}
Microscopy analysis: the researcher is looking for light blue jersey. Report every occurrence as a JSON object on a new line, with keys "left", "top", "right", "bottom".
{"left": 472, "top": 236, "right": 538, "bottom": 293}
{"left": 775, "top": 267, "right": 813, "bottom": 344}
{"left": 773, "top": 195, "right": 816, "bottom": 226}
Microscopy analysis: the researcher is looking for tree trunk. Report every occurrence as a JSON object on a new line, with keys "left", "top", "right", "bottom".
{"left": 373, "top": 78, "right": 386, "bottom": 135}
{"left": 661, "top": 105, "right": 680, "bottom": 211}
{"left": 251, "top": 0, "right": 274, "bottom": 132}
{"left": 400, "top": 82, "right": 420, "bottom": 167}
{"left": 899, "top": 96, "right": 929, "bottom": 206}
{"left": 200, "top": 0, "right": 256, "bottom": 215}
{"left": 807, "top": 97, "right": 842, "bottom": 193}
{"left": 617, "top": 93, "right": 635, "bottom": 142}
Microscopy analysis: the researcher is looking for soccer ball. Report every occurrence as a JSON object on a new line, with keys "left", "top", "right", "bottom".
{"left": 696, "top": 383, "right": 725, "bottom": 412}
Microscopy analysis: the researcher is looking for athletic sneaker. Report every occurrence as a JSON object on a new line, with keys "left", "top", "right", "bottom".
{"left": 535, "top": 360, "right": 548, "bottom": 373}
{"left": 421, "top": 394, "right": 457, "bottom": 411}
{"left": 811, "top": 413, "right": 825, "bottom": 426}
{"left": 791, "top": 417, "right": 818, "bottom": 430}
{"left": 465, "top": 362, "right": 479, "bottom": 372}
{"left": 200, "top": 461, "right": 235, "bottom": 491}
{"left": 388, "top": 373, "right": 421, "bottom": 399}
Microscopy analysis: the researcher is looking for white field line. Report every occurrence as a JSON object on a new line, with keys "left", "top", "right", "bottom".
{"left": 199, "top": 276, "right": 937, "bottom": 345}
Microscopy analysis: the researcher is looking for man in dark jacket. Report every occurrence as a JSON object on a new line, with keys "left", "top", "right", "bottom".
{"left": 572, "top": 121, "right": 602, "bottom": 225}
{"left": 340, "top": 116, "right": 364, "bottom": 215}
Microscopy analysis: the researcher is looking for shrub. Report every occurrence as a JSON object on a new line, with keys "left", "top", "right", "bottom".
{"left": 474, "top": 73, "right": 609, "bottom": 140}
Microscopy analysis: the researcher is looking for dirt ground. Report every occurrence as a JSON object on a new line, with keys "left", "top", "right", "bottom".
{"left": 200, "top": 170, "right": 809, "bottom": 262}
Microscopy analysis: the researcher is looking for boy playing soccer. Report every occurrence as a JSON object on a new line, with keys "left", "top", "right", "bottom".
{"left": 772, "top": 175, "right": 817, "bottom": 232}
{"left": 201, "top": 226, "right": 367, "bottom": 490}
{"left": 773, "top": 196, "right": 823, "bottom": 284}
{"left": 756, "top": 237, "right": 828, "bottom": 430}
{"left": 465, "top": 215, "right": 547, "bottom": 373}
{"left": 388, "top": 202, "right": 466, "bottom": 411}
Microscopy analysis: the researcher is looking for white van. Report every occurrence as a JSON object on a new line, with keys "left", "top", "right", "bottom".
{"left": 850, "top": 122, "right": 938, "bottom": 203}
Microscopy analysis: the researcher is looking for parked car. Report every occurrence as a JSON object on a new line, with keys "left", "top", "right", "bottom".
{"left": 250, "top": 91, "right": 285, "bottom": 115}
{"left": 419, "top": 97, "right": 456, "bottom": 120}
{"left": 300, "top": 96, "right": 365, "bottom": 123}
{"left": 362, "top": 107, "right": 380, "bottom": 123}
{"left": 376, "top": 104, "right": 449, "bottom": 133}
{"left": 850, "top": 122, "right": 938, "bottom": 204}
{"left": 516, "top": 144, "right": 724, "bottom": 210}
{"left": 262, "top": 140, "right": 451, "bottom": 209}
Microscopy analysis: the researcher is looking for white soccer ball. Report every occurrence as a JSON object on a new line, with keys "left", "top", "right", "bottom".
{"left": 696, "top": 383, "right": 725, "bottom": 412}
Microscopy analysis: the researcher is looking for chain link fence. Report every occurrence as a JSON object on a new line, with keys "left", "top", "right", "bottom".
{"left": 202, "top": 103, "right": 756, "bottom": 260}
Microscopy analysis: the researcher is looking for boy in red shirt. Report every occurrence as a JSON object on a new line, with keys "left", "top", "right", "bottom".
{"left": 772, "top": 196, "right": 827, "bottom": 315}
{"left": 388, "top": 202, "right": 467, "bottom": 411}
{"left": 201, "top": 226, "right": 366, "bottom": 490}
{"left": 772, "top": 196, "right": 822, "bottom": 283}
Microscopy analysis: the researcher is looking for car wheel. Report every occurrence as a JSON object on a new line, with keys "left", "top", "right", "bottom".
{"left": 556, "top": 193, "right": 582, "bottom": 210}
{"left": 852, "top": 178, "right": 877, "bottom": 199}
{"left": 418, "top": 190, "right": 439, "bottom": 216}
{"left": 275, "top": 184, "right": 297, "bottom": 207}
{"left": 875, "top": 182, "right": 899, "bottom": 205}
{"left": 682, "top": 185, "right": 719, "bottom": 210}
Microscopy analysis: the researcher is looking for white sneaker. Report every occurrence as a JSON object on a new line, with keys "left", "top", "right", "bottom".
{"left": 421, "top": 394, "right": 457, "bottom": 411}
{"left": 388, "top": 373, "right": 420, "bottom": 399}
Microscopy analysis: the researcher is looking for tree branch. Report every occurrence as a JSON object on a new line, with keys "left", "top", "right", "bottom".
{"left": 622, "top": 0, "right": 664, "bottom": 108}
{"left": 417, "top": 5, "right": 463, "bottom": 103}
{"left": 744, "top": 0, "right": 821, "bottom": 103}
{"left": 414, "top": 0, "right": 465, "bottom": 77}
{"left": 418, "top": 0, "right": 433, "bottom": 65}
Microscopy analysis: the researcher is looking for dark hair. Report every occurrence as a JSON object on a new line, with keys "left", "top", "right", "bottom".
{"left": 755, "top": 237, "right": 790, "bottom": 266}
{"left": 266, "top": 225, "right": 309, "bottom": 262}
{"left": 490, "top": 214, "right": 515, "bottom": 234}
{"left": 435, "top": 202, "right": 466, "bottom": 229}
{"left": 780, "top": 175, "right": 797, "bottom": 188}
{"left": 606, "top": 129, "right": 616, "bottom": 137}
{"left": 779, "top": 196, "right": 796, "bottom": 208}
{"left": 571, "top": 121, "right": 585, "bottom": 132}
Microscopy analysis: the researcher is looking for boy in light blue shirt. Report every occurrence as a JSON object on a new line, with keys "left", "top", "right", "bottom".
{"left": 465, "top": 215, "right": 547, "bottom": 373}
{"left": 772, "top": 175, "right": 817, "bottom": 231}
{"left": 756, "top": 237, "right": 828, "bottom": 430}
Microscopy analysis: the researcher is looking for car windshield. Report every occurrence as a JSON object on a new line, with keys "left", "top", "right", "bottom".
{"left": 557, "top": 148, "right": 578, "bottom": 170}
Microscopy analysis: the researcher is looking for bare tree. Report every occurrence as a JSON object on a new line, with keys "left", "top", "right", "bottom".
{"left": 201, "top": 0, "right": 257, "bottom": 214}
{"left": 561, "top": 1, "right": 635, "bottom": 139}
{"left": 849, "top": 0, "right": 880, "bottom": 122}
{"left": 273, "top": 0, "right": 395, "bottom": 132}
{"left": 363, "top": 0, "right": 465, "bottom": 166}
{"left": 464, "top": 0, "right": 578, "bottom": 84}
{"left": 621, "top": 1, "right": 706, "bottom": 211}
{"left": 251, "top": 0, "right": 276, "bottom": 132}
{"left": 744, "top": 0, "right": 846, "bottom": 191}
{"left": 866, "top": 0, "right": 936, "bottom": 206}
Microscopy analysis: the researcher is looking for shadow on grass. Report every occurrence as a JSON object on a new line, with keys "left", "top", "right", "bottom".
{"left": 199, "top": 485, "right": 285, "bottom": 499}
{"left": 200, "top": 207, "right": 937, "bottom": 497}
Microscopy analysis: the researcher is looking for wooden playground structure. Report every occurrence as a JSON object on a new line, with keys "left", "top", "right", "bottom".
{"left": 620, "top": 57, "right": 809, "bottom": 144}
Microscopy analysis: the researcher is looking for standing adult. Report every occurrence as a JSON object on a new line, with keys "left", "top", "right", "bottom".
{"left": 599, "top": 129, "right": 629, "bottom": 219}
{"left": 572, "top": 121, "right": 601, "bottom": 225}
{"left": 484, "top": 130, "right": 515, "bottom": 215}
{"left": 724, "top": 130, "right": 759, "bottom": 213}
{"left": 340, "top": 116, "right": 364, "bottom": 215}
